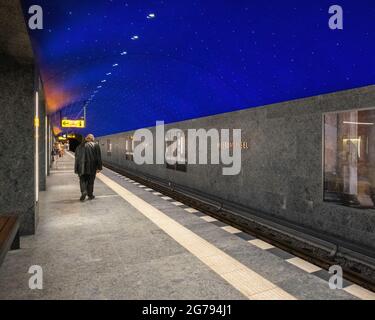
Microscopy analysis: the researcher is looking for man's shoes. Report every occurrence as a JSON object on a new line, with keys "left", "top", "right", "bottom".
{"left": 80, "top": 193, "right": 87, "bottom": 202}
{"left": 88, "top": 195, "right": 95, "bottom": 201}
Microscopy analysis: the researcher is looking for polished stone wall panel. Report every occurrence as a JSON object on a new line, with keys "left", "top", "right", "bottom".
{"left": 38, "top": 83, "right": 46, "bottom": 192}
{"left": 0, "top": 54, "right": 36, "bottom": 235}
{"left": 100, "top": 86, "right": 375, "bottom": 250}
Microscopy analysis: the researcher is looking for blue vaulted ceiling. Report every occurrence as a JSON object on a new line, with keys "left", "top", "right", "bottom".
{"left": 22, "top": 0, "right": 375, "bottom": 137}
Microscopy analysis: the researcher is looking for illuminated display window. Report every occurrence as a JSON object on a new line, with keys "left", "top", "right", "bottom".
{"left": 107, "top": 139, "right": 112, "bottom": 156}
{"left": 165, "top": 130, "right": 187, "bottom": 172}
{"left": 324, "top": 108, "right": 375, "bottom": 209}
{"left": 125, "top": 136, "right": 134, "bottom": 161}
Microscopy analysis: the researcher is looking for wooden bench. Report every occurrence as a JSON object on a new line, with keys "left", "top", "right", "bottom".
{"left": 0, "top": 216, "right": 20, "bottom": 267}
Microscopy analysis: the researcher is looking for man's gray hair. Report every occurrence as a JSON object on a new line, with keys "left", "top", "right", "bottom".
{"left": 86, "top": 134, "right": 95, "bottom": 142}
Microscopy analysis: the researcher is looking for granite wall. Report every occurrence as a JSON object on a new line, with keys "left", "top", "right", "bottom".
{"left": 99, "top": 85, "right": 375, "bottom": 252}
{"left": 46, "top": 117, "right": 52, "bottom": 177}
{"left": 0, "top": 53, "right": 38, "bottom": 235}
{"left": 38, "top": 78, "right": 47, "bottom": 192}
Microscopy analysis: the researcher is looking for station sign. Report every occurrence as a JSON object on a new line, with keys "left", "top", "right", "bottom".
{"left": 61, "top": 119, "right": 85, "bottom": 128}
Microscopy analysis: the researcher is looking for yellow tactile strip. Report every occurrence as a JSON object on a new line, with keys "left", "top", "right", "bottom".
{"left": 201, "top": 216, "right": 218, "bottom": 223}
{"left": 97, "top": 173, "right": 296, "bottom": 300}
{"left": 249, "top": 239, "right": 275, "bottom": 250}
{"left": 343, "top": 284, "right": 375, "bottom": 300}
{"left": 172, "top": 201, "right": 185, "bottom": 207}
{"left": 286, "top": 257, "right": 322, "bottom": 274}
{"left": 221, "top": 226, "right": 242, "bottom": 234}
{"left": 185, "top": 208, "right": 199, "bottom": 213}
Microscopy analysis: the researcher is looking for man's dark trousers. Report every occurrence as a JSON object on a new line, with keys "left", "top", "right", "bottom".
{"left": 79, "top": 174, "right": 96, "bottom": 197}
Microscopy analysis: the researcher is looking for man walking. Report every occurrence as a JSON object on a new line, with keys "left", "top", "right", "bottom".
{"left": 75, "top": 134, "right": 103, "bottom": 201}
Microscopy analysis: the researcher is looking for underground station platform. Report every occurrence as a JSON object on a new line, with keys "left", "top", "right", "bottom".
{"left": 0, "top": 154, "right": 374, "bottom": 301}
{"left": 0, "top": 0, "right": 375, "bottom": 314}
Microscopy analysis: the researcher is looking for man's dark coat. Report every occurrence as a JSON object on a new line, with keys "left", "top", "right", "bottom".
{"left": 75, "top": 142, "right": 103, "bottom": 176}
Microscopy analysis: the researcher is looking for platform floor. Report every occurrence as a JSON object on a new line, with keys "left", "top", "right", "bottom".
{"left": 0, "top": 154, "right": 374, "bottom": 300}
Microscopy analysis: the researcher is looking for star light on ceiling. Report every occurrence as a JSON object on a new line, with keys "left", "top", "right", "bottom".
{"left": 25, "top": 0, "right": 374, "bottom": 137}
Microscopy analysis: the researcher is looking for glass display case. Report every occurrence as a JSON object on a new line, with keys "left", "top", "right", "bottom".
{"left": 324, "top": 108, "right": 375, "bottom": 209}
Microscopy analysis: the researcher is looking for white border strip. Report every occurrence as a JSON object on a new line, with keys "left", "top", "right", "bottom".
{"left": 65, "top": 151, "right": 76, "bottom": 159}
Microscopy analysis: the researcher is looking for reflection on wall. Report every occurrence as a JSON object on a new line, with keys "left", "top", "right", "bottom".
{"left": 324, "top": 108, "right": 375, "bottom": 209}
